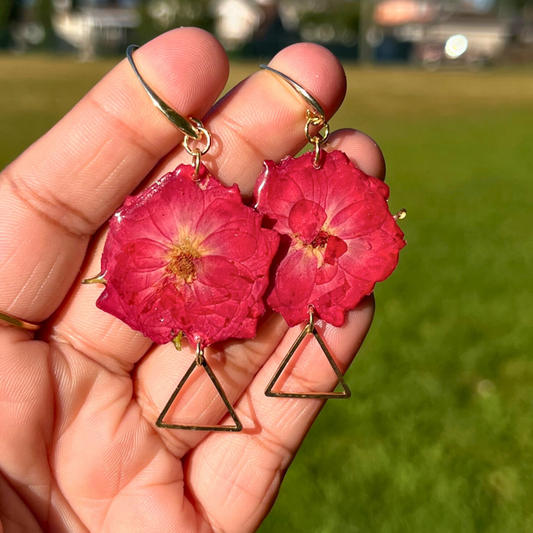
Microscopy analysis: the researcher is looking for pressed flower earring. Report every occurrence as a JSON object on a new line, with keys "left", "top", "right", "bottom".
{"left": 254, "top": 65, "right": 406, "bottom": 399}
{"left": 83, "top": 46, "right": 279, "bottom": 431}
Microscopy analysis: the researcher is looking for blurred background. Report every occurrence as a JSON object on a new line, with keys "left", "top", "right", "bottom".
{"left": 1, "top": 0, "right": 533, "bottom": 532}
{"left": 2, "top": 0, "right": 533, "bottom": 64}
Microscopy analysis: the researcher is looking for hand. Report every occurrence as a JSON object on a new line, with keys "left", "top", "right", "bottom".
{"left": 0, "top": 28, "right": 384, "bottom": 533}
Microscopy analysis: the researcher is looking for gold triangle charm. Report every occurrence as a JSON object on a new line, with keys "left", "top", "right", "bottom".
{"left": 156, "top": 343, "right": 243, "bottom": 432}
{"left": 265, "top": 309, "right": 351, "bottom": 399}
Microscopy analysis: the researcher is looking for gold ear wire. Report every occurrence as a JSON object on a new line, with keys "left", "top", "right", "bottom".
{"left": 259, "top": 64, "right": 326, "bottom": 120}
{"left": 259, "top": 64, "right": 329, "bottom": 168}
{"left": 127, "top": 45, "right": 200, "bottom": 139}
{"left": 0, "top": 310, "right": 41, "bottom": 331}
{"left": 127, "top": 45, "right": 211, "bottom": 174}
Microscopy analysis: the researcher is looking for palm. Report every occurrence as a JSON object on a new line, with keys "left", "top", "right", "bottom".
{"left": 0, "top": 29, "right": 384, "bottom": 533}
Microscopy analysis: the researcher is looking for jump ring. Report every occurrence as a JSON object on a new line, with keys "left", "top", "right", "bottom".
{"left": 183, "top": 118, "right": 212, "bottom": 157}
{"left": 305, "top": 119, "right": 330, "bottom": 146}
{"left": 192, "top": 150, "right": 201, "bottom": 176}
{"left": 195, "top": 340, "right": 204, "bottom": 366}
{"left": 313, "top": 139, "right": 322, "bottom": 169}
{"left": 307, "top": 305, "right": 315, "bottom": 332}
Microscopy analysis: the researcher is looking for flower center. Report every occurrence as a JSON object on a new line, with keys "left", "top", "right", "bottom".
{"left": 304, "top": 230, "right": 348, "bottom": 268}
{"left": 311, "top": 230, "right": 329, "bottom": 249}
{"left": 168, "top": 242, "right": 200, "bottom": 283}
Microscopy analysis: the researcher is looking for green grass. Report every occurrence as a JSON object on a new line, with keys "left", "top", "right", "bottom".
{"left": 2, "top": 55, "right": 533, "bottom": 532}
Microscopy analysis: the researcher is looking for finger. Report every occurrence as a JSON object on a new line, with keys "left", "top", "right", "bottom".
{"left": 134, "top": 128, "right": 386, "bottom": 456}
{"left": 328, "top": 128, "right": 386, "bottom": 181}
{"left": 54, "top": 43, "right": 348, "bottom": 371}
{"left": 0, "top": 28, "right": 229, "bottom": 322}
{"left": 185, "top": 297, "right": 375, "bottom": 532}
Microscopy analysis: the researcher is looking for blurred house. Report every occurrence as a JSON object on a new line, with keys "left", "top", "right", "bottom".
{"left": 416, "top": 16, "right": 508, "bottom": 69}
{"left": 1, "top": 0, "right": 140, "bottom": 57}
{"left": 372, "top": 0, "right": 516, "bottom": 66}
{"left": 238, "top": 0, "right": 359, "bottom": 59}
{"left": 3, "top": 0, "right": 532, "bottom": 64}
{"left": 52, "top": 1, "right": 140, "bottom": 60}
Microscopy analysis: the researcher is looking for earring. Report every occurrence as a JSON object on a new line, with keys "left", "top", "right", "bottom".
{"left": 255, "top": 65, "right": 406, "bottom": 399}
{"left": 83, "top": 46, "right": 279, "bottom": 431}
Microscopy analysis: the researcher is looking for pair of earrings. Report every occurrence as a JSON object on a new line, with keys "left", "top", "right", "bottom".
{"left": 83, "top": 45, "right": 406, "bottom": 432}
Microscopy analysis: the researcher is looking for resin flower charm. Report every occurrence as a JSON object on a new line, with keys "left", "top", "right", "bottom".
{"left": 255, "top": 150, "right": 406, "bottom": 327}
{"left": 97, "top": 163, "right": 279, "bottom": 346}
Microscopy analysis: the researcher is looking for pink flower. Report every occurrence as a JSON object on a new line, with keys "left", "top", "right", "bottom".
{"left": 254, "top": 150, "right": 406, "bottom": 327}
{"left": 97, "top": 164, "right": 279, "bottom": 346}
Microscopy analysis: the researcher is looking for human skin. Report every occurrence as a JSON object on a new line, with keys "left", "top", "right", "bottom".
{"left": 0, "top": 28, "right": 385, "bottom": 533}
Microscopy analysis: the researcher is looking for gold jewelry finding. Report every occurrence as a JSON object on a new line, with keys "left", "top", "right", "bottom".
{"left": 264, "top": 307, "right": 351, "bottom": 399}
{"left": 127, "top": 45, "right": 212, "bottom": 173}
{"left": 0, "top": 310, "right": 41, "bottom": 331}
{"left": 260, "top": 64, "right": 330, "bottom": 169}
{"left": 127, "top": 45, "right": 200, "bottom": 140}
{"left": 183, "top": 117, "right": 212, "bottom": 175}
{"left": 259, "top": 65, "right": 326, "bottom": 118}
{"left": 156, "top": 341, "right": 243, "bottom": 432}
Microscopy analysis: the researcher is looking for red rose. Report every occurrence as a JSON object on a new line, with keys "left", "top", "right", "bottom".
{"left": 255, "top": 150, "right": 406, "bottom": 327}
{"left": 97, "top": 164, "right": 279, "bottom": 346}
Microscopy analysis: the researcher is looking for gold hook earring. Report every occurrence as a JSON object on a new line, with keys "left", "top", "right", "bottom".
{"left": 260, "top": 65, "right": 330, "bottom": 168}
{"left": 83, "top": 45, "right": 280, "bottom": 431}
{"left": 255, "top": 65, "right": 407, "bottom": 400}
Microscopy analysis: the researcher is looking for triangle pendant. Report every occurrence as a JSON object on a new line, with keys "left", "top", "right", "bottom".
{"left": 156, "top": 353, "right": 243, "bottom": 432}
{"left": 265, "top": 322, "right": 351, "bottom": 399}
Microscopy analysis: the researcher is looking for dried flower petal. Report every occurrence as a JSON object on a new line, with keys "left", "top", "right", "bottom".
{"left": 255, "top": 150, "right": 406, "bottom": 327}
{"left": 97, "top": 164, "right": 279, "bottom": 346}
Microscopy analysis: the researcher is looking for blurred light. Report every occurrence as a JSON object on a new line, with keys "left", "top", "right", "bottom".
{"left": 374, "top": 0, "right": 437, "bottom": 26}
{"left": 445, "top": 34, "right": 468, "bottom": 59}
{"left": 317, "top": 23, "right": 335, "bottom": 43}
{"left": 22, "top": 22, "right": 46, "bottom": 45}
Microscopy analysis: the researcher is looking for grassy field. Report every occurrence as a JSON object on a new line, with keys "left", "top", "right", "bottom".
{"left": 2, "top": 55, "right": 533, "bottom": 532}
